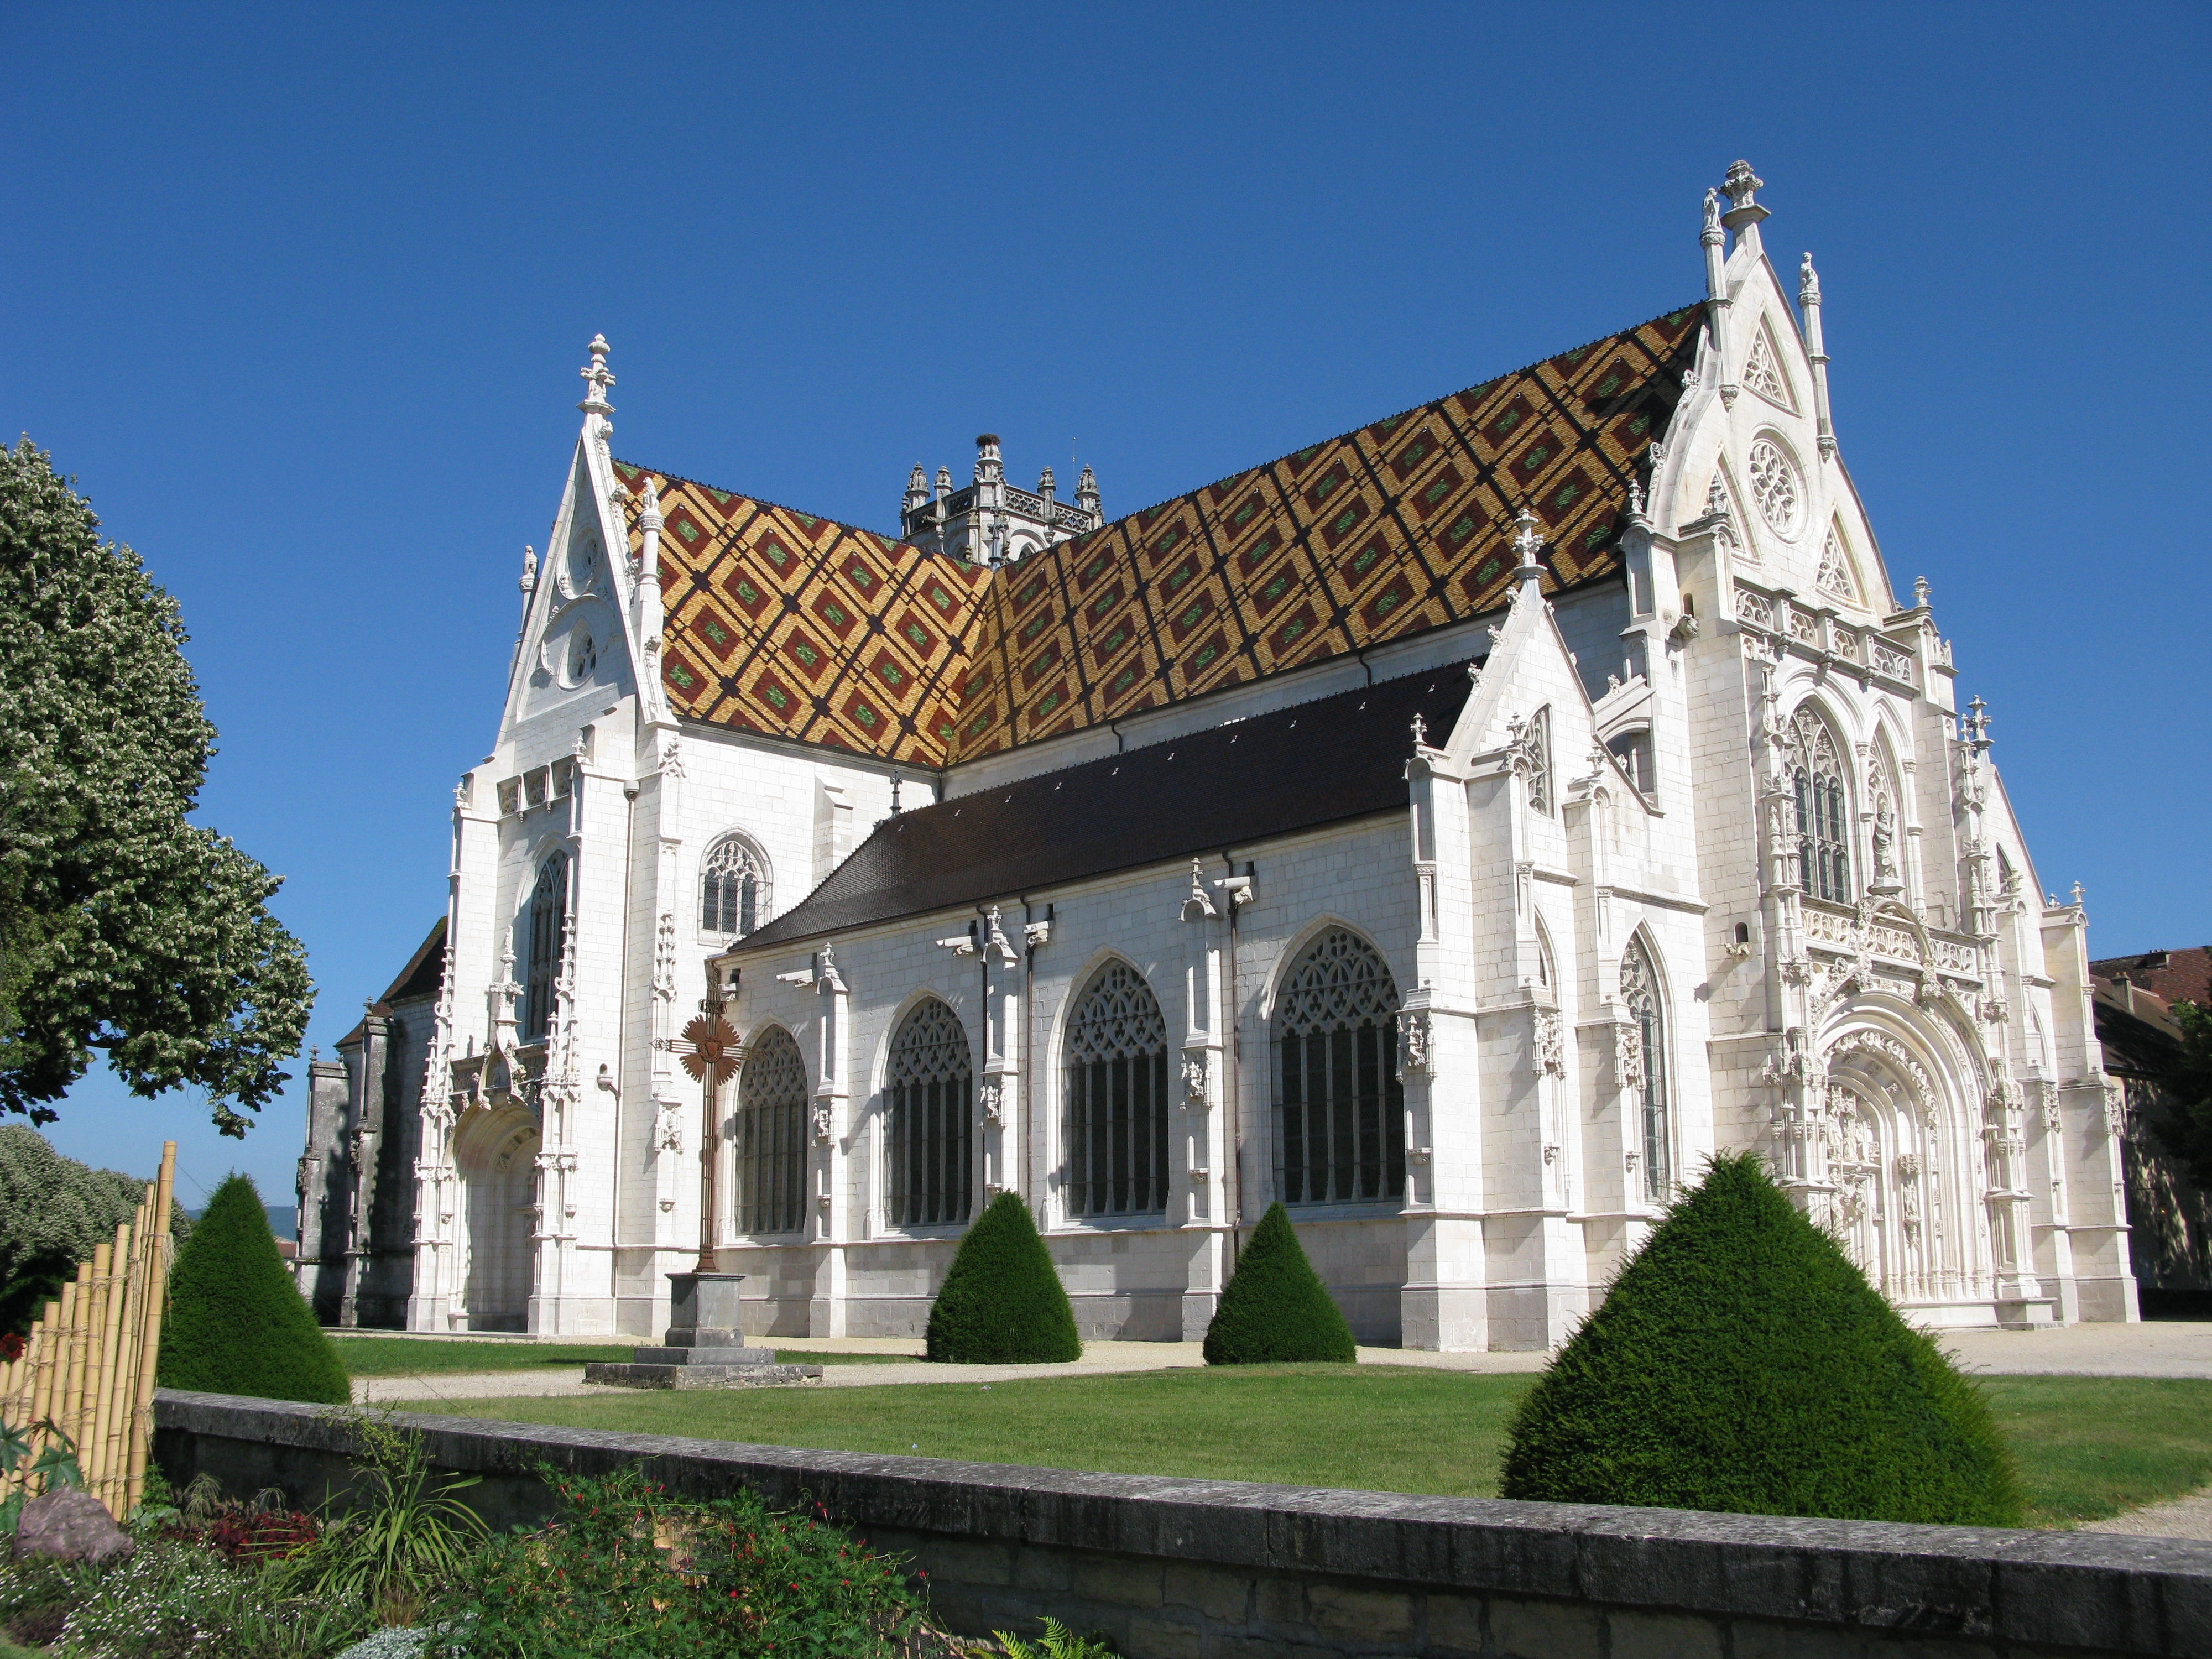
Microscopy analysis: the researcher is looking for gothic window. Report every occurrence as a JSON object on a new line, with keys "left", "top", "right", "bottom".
{"left": 1608, "top": 727, "right": 1654, "bottom": 796}
{"left": 1743, "top": 328, "right": 1793, "bottom": 409}
{"left": 1275, "top": 929, "right": 1405, "bottom": 1206}
{"left": 700, "top": 833, "right": 770, "bottom": 939}
{"left": 1063, "top": 963, "right": 1171, "bottom": 1219}
{"left": 1522, "top": 707, "right": 1553, "bottom": 816}
{"left": 885, "top": 999, "right": 972, "bottom": 1229}
{"left": 568, "top": 631, "right": 596, "bottom": 683}
{"left": 520, "top": 851, "right": 568, "bottom": 1042}
{"left": 1620, "top": 935, "right": 1671, "bottom": 1202}
{"left": 1788, "top": 708, "right": 1852, "bottom": 903}
{"left": 733, "top": 1025, "right": 806, "bottom": 1235}
{"left": 1746, "top": 437, "right": 1802, "bottom": 536}
{"left": 1815, "top": 528, "right": 1858, "bottom": 602}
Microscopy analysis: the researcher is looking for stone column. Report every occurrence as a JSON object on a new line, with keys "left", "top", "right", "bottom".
{"left": 810, "top": 947, "right": 851, "bottom": 1338}
{"left": 1176, "top": 863, "right": 1229, "bottom": 1339}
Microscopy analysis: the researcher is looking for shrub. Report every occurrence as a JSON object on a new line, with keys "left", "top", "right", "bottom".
{"left": 1203, "top": 1203, "right": 1356, "bottom": 1364}
{"left": 429, "top": 1463, "right": 940, "bottom": 1658}
{"left": 925, "top": 1191, "right": 1081, "bottom": 1364}
{"left": 0, "top": 1124, "right": 191, "bottom": 1338}
{"left": 156, "top": 1173, "right": 349, "bottom": 1405}
{"left": 1499, "top": 1152, "right": 2022, "bottom": 1525}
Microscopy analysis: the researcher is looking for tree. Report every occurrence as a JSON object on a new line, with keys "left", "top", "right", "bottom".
{"left": 0, "top": 438, "right": 312, "bottom": 1134}
{"left": 2150, "top": 998, "right": 2212, "bottom": 1189}
{"left": 925, "top": 1192, "right": 1082, "bottom": 1364}
{"left": 1203, "top": 1202, "right": 1357, "bottom": 1364}
{"left": 156, "top": 1172, "right": 348, "bottom": 1405}
{"left": 0, "top": 1123, "right": 191, "bottom": 1337}
{"left": 1499, "top": 1154, "right": 2021, "bottom": 1526}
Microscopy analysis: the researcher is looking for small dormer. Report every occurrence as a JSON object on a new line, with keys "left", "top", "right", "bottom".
{"left": 899, "top": 434, "right": 1103, "bottom": 565}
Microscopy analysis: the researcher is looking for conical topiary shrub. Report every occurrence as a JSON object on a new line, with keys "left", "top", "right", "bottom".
{"left": 925, "top": 1191, "right": 1081, "bottom": 1364}
{"left": 158, "top": 1173, "right": 351, "bottom": 1405}
{"left": 1203, "top": 1202, "right": 1356, "bottom": 1364}
{"left": 1499, "top": 1153, "right": 2021, "bottom": 1525}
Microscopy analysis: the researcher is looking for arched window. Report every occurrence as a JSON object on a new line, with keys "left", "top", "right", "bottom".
{"left": 1275, "top": 929, "right": 1405, "bottom": 1205}
{"left": 1064, "top": 963, "right": 1170, "bottom": 1218}
{"left": 885, "top": 1000, "right": 972, "bottom": 1229}
{"left": 734, "top": 1026, "right": 807, "bottom": 1235}
{"left": 1620, "top": 935, "right": 1670, "bottom": 1202}
{"left": 520, "top": 851, "right": 568, "bottom": 1042}
{"left": 700, "top": 833, "right": 770, "bottom": 938}
{"left": 1787, "top": 708, "right": 1851, "bottom": 903}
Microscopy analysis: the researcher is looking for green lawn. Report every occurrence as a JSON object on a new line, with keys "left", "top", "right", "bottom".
{"left": 402, "top": 1365, "right": 2212, "bottom": 1531}
{"left": 327, "top": 1337, "right": 907, "bottom": 1376}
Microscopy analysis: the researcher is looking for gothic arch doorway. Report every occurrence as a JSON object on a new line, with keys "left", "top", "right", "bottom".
{"left": 453, "top": 1103, "right": 539, "bottom": 1332}
{"left": 1820, "top": 1010, "right": 1994, "bottom": 1319}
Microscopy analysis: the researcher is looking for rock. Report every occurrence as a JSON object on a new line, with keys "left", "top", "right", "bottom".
{"left": 11, "top": 1487, "right": 137, "bottom": 1566}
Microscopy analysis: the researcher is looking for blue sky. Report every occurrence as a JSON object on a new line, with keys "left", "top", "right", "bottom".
{"left": 6, "top": 2, "right": 2206, "bottom": 1205}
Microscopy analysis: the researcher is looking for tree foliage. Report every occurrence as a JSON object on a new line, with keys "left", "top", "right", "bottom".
{"left": 925, "top": 1191, "right": 1082, "bottom": 1364}
{"left": 1203, "top": 1202, "right": 1357, "bottom": 1364}
{"left": 2150, "top": 997, "right": 2212, "bottom": 1188}
{"left": 156, "top": 1172, "right": 349, "bottom": 1405}
{"left": 0, "top": 1123, "right": 190, "bottom": 1337}
{"left": 1499, "top": 1153, "right": 2021, "bottom": 1525}
{"left": 0, "top": 437, "right": 312, "bottom": 1134}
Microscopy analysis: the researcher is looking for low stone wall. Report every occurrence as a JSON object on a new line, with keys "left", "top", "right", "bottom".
{"left": 153, "top": 1391, "right": 2212, "bottom": 1658}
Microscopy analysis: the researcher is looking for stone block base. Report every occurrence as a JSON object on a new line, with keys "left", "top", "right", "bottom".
{"left": 582, "top": 1361, "right": 823, "bottom": 1390}
{"left": 627, "top": 1346, "right": 779, "bottom": 1366}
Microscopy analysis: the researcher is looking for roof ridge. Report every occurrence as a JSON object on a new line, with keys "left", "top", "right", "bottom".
{"left": 609, "top": 460, "right": 946, "bottom": 562}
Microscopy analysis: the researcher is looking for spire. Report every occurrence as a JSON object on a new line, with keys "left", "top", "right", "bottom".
{"left": 1510, "top": 504, "right": 1547, "bottom": 596}
{"left": 577, "top": 333, "right": 615, "bottom": 418}
{"left": 1799, "top": 252, "right": 1836, "bottom": 460}
{"left": 974, "top": 433, "right": 1003, "bottom": 485}
{"left": 1700, "top": 187, "right": 1735, "bottom": 406}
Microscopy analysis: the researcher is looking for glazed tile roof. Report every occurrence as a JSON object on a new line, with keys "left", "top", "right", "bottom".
{"left": 619, "top": 303, "right": 1700, "bottom": 768}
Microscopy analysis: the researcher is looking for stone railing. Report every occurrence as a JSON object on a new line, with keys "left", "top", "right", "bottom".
{"left": 152, "top": 1391, "right": 2210, "bottom": 1657}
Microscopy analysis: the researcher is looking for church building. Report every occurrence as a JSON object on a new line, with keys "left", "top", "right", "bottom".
{"left": 296, "top": 161, "right": 2138, "bottom": 1347}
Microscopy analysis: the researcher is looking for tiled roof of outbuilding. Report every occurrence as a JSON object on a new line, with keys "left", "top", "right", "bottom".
{"left": 621, "top": 303, "right": 1699, "bottom": 768}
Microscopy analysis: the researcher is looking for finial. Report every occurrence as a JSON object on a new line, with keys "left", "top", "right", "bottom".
{"left": 935, "top": 466, "right": 952, "bottom": 497}
{"left": 1701, "top": 187, "right": 1722, "bottom": 244}
{"left": 1707, "top": 473, "right": 1729, "bottom": 519}
{"left": 1913, "top": 575, "right": 1931, "bottom": 608}
{"left": 889, "top": 774, "right": 902, "bottom": 814}
{"left": 1627, "top": 477, "right": 1648, "bottom": 528}
{"left": 638, "top": 475, "right": 662, "bottom": 529}
{"left": 1411, "top": 713, "right": 1428, "bottom": 749}
{"left": 1720, "top": 159, "right": 1766, "bottom": 226}
{"left": 2072, "top": 881, "right": 2084, "bottom": 906}
{"left": 905, "top": 465, "right": 928, "bottom": 515}
{"left": 519, "top": 545, "right": 537, "bottom": 593}
{"left": 1799, "top": 252, "right": 1821, "bottom": 307}
{"left": 577, "top": 333, "right": 615, "bottom": 417}
{"left": 1076, "top": 463, "right": 1100, "bottom": 523}
{"left": 1510, "top": 504, "right": 1546, "bottom": 590}
{"left": 1038, "top": 465, "right": 1056, "bottom": 493}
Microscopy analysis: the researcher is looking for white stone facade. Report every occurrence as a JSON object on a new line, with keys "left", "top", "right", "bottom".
{"left": 309, "top": 168, "right": 2136, "bottom": 1347}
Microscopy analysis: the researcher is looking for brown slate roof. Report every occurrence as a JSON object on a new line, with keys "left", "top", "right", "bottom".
{"left": 738, "top": 664, "right": 1476, "bottom": 951}
{"left": 621, "top": 303, "right": 1700, "bottom": 769}
{"left": 2093, "top": 946, "right": 2212, "bottom": 1011}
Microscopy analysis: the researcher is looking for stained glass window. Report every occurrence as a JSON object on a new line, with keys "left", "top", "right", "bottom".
{"left": 520, "top": 851, "right": 568, "bottom": 1042}
{"left": 1275, "top": 930, "right": 1404, "bottom": 1206}
{"left": 1620, "top": 935, "right": 1670, "bottom": 1202}
{"left": 1064, "top": 963, "right": 1170, "bottom": 1218}
{"left": 734, "top": 1025, "right": 806, "bottom": 1235}
{"left": 885, "top": 1000, "right": 972, "bottom": 1229}
{"left": 700, "top": 834, "right": 769, "bottom": 938}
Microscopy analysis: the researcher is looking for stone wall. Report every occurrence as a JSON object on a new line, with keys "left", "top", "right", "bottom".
{"left": 153, "top": 1391, "right": 2211, "bottom": 1658}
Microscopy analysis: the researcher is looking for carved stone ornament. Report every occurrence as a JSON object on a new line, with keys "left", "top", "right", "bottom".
{"left": 1397, "top": 1009, "right": 1433, "bottom": 1078}
{"left": 1614, "top": 1020, "right": 1645, "bottom": 1092}
{"left": 1533, "top": 1008, "right": 1565, "bottom": 1078}
{"left": 812, "top": 1103, "right": 834, "bottom": 1145}
{"left": 653, "top": 912, "right": 677, "bottom": 1003}
{"left": 2103, "top": 1079, "right": 2127, "bottom": 1136}
{"left": 1181, "top": 1053, "right": 1209, "bottom": 1107}
{"left": 978, "top": 1077, "right": 1006, "bottom": 1127}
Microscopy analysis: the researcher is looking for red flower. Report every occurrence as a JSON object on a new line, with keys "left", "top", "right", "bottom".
{"left": 0, "top": 1333, "right": 24, "bottom": 1362}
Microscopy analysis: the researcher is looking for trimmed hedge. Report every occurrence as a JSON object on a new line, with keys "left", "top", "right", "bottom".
{"left": 156, "top": 1172, "right": 350, "bottom": 1405}
{"left": 1203, "top": 1202, "right": 1356, "bottom": 1364}
{"left": 1499, "top": 1152, "right": 2022, "bottom": 1525}
{"left": 925, "top": 1191, "right": 1081, "bottom": 1364}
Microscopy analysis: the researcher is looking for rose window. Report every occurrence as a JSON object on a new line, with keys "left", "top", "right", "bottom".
{"left": 1747, "top": 438, "right": 1801, "bottom": 535}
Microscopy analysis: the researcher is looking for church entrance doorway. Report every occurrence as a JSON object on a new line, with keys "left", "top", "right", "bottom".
{"left": 453, "top": 1103, "right": 540, "bottom": 1332}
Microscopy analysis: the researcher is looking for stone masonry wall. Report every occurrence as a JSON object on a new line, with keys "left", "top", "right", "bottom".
{"left": 153, "top": 1392, "right": 2211, "bottom": 1659}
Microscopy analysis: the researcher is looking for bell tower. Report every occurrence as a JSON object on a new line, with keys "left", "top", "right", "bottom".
{"left": 900, "top": 434, "right": 1103, "bottom": 565}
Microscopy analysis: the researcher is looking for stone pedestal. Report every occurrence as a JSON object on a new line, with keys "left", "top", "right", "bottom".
{"left": 583, "top": 1272, "right": 822, "bottom": 1390}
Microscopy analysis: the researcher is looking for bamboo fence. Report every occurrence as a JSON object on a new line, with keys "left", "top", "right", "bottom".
{"left": 0, "top": 1140, "right": 178, "bottom": 1520}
